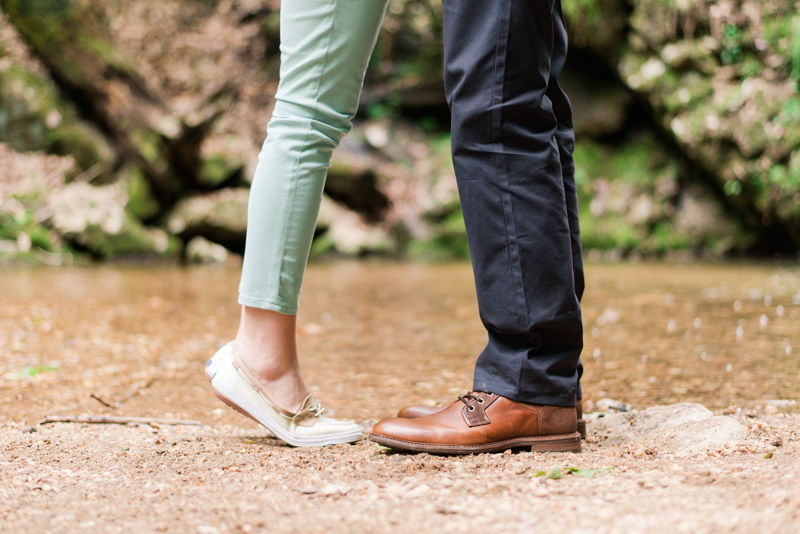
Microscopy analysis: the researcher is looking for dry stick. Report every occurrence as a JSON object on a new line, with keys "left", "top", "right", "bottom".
{"left": 90, "top": 393, "right": 117, "bottom": 409}
{"left": 38, "top": 415, "right": 202, "bottom": 427}
{"left": 119, "top": 376, "right": 159, "bottom": 405}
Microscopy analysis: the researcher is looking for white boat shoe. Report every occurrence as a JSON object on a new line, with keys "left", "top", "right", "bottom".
{"left": 205, "top": 343, "right": 362, "bottom": 447}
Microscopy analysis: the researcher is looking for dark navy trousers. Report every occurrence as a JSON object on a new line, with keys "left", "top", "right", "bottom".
{"left": 444, "top": 0, "right": 584, "bottom": 406}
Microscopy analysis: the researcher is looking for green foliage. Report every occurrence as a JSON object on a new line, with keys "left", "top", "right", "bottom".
{"left": 562, "top": 0, "right": 600, "bottom": 25}
{"left": 125, "top": 167, "right": 160, "bottom": 221}
{"left": 723, "top": 180, "right": 742, "bottom": 197}
{"left": 768, "top": 162, "right": 800, "bottom": 194}
{"left": 792, "top": 15, "right": 800, "bottom": 87}
{"left": 720, "top": 24, "right": 743, "bottom": 65}
{"left": 0, "top": 211, "right": 57, "bottom": 252}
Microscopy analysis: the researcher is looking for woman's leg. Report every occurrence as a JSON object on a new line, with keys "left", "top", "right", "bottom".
{"left": 234, "top": 0, "right": 388, "bottom": 412}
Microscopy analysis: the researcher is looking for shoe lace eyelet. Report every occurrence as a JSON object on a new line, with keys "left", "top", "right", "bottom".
{"left": 477, "top": 398, "right": 484, "bottom": 404}
{"left": 468, "top": 406, "right": 475, "bottom": 411}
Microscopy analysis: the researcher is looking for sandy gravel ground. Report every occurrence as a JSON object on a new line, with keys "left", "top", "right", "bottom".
{"left": 2, "top": 263, "right": 799, "bottom": 532}
{"left": 1, "top": 412, "right": 798, "bottom": 533}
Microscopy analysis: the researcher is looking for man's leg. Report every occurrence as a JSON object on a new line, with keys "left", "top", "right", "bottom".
{"left": 547, "top": 0, "right": 585, "bottom": 402}
{"left": 446, "top": 0, "right": 582, "bottom": 406}
{"left": 369, "top": 0, "right": 582, "bottom": 454}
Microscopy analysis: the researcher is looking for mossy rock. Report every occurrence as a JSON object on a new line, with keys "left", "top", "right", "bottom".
{"left": 121, "top": 166, "right": 161, "bottom": 221}
{"left": 166, "top": 188, "right": 250, "bottom": 253}
{"left": 573, "top": 132, "right": 752, "bottom": 256}
{"left": 1, "top": 0, "right": 134, "bottom": 93}
{"left": 0, "top": 65, "right": 60, "bottom": 152}
{"left": 47, "top": 121, "right": 116, "bottom": 181}
{"left": 46, "top": 182, "right": 178, "bottom": 258}
{"left": 0, "top": 64, "right": 118, "bottom": 176}
{"left": 197, "top": 151, "right": 245, "bottom": 189}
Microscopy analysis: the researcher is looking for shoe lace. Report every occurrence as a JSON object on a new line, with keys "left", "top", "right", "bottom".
{"left": 296, "top": 399, "right": 324, "bottom": 419}
{"left": 458, "top": 391, "right": 493, "bottom": 411}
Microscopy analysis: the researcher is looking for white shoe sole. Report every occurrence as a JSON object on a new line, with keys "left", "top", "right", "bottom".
{"left": 206, "top": 352, "right": 362, "bottom": 447}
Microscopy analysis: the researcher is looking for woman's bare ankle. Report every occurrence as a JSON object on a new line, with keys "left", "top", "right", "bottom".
{"left": 233, "top": 306, "right": 311, "bottom": 413}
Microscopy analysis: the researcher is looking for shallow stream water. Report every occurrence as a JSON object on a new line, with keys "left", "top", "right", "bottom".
{"left": 1, "top": 261, "right": 798, "bottom": 425}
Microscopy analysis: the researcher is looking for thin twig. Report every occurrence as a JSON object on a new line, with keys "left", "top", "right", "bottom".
{"left": 90, "top": 393, "right": 117, "bottom": 409}
{"left": 118, "top": 376, "right": 159, "bottom": 404}
{"left": 38, "top": 415, "right": 202, "bottom": 427}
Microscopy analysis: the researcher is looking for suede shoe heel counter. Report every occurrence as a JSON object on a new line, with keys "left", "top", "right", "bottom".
{"left": 539, "top": 405, "right": 578, "bottom": 436}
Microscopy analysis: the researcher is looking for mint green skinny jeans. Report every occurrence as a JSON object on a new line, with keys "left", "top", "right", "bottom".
{"left": 238, "top": 0, "right": 389, "bottom": 313}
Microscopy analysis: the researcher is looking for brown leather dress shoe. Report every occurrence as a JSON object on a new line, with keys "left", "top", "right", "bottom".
{"left": 397, "top": 398, "right": 587, "bottom": 439}
{"left": 370, "top": 391, "right": 581, "bottom": 454}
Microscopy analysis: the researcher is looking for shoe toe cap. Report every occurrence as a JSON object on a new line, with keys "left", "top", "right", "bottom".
{"left": 370, "top": 417, "right": 419, "bottom": 441}
{"left": 397, "top": 405, "right": 440, "bottom": 418}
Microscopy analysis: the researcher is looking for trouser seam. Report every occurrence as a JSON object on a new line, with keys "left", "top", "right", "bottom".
{"left": 490, "top": 0, "right": 528, "bottom": 334}
{"left": 273, "top": 0, "right": 340, "bottom": 308}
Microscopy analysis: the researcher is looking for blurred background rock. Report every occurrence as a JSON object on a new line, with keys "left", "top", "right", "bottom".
{"left": 0, "top": 0, "right": 798, "bottom": 264}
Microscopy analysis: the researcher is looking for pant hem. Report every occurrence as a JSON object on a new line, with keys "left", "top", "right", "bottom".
{"left": 472, "top": 379, "right": 576, "bottom": 407}
{"left": 238, "top": 294, "right": 298, "bottom": 315}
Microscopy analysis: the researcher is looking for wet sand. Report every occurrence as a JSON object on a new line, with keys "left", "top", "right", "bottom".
{"left": 1, "top": 261, "right": 799, "bottom": 532}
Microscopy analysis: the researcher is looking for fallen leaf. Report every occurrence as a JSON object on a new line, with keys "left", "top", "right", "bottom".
{"left": 530, "top": 465, "right": 562, "bottom": 480}
{"left": 18, "top": 365, "right": 58, "bottom": 378}
{"left": 564, "top": 466, "right": 614, "bottom": 478}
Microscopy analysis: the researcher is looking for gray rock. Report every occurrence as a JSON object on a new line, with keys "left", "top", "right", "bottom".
{"left": 314, "top": 195, "right": 392, "bottom": 256}
{"left": 185, "top": 236, "right": 228, "bottom": 264}
{"left": 167, "top": 188, "right": 392, "bottom": 257}
{"left": 589, "top": 403, "right": 746, "bottom": 455}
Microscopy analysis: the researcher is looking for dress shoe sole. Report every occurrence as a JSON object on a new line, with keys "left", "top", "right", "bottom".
{"left": 368, "top": 432, "right": 581, "bottom": 455}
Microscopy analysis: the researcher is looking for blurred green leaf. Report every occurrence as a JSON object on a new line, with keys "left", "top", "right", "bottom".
{"left": 18, "top": 365, "right": 58, "bottom": 377}
{"left": 564, "top": 466, "right": 614, "bottom": 478}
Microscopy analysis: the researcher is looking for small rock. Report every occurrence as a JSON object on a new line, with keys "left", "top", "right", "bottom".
{"left": 22, "top": 427, "right": 36, "bottom": 434}
{"left": 533, "top": 486, "right": 549, "bottom": 497}
{"left": 321, "top": 483, "right": 350, "bottom": 497}
{"left": 507, "top": 462, "right": 526, "bottom": 474}
{"left": 590, "top": 403, "right": 746, "bottom": 454}
{"left": 595, "top": 398, "right": 631, "bottom": 412}
{"left": 185, "top": 236, "right": 228, "bottom": 264}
